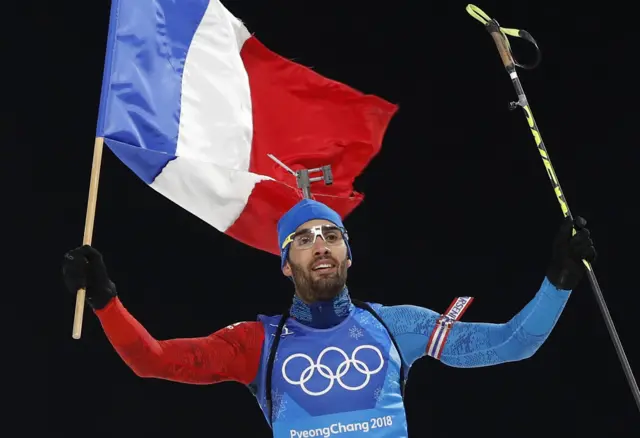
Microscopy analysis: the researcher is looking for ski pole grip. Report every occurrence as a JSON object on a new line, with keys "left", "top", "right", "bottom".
{"left": 487, "top": 26, "right": 514, "bottom": 69}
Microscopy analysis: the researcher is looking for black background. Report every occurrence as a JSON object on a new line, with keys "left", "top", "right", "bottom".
{"left": 40, "top": 0, "right": 639, "bottom": 436}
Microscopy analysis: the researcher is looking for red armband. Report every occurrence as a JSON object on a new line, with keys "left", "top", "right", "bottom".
{"left": 425, "top": 296, "right": 473, "bottom": 360}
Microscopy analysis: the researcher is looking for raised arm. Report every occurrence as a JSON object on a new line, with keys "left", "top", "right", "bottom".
{"left": 62, "top": 245, "right": 264, "bottom": 385}
{"left": 378, "top": 277, "right": 569, "bottom": 368}
{"left": 377, "top": 216, "right": 596, "bottom": 369}
{"left": 95, "top": 297, "right": 264, "bottom": 384}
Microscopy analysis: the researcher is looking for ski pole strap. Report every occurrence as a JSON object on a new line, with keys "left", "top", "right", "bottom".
{"left": 466, "top": 4, "right": 541, "bottom": 70}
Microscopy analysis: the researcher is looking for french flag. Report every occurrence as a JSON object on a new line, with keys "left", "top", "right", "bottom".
{"left": 96, "top": 0, "right": 398, "bottom": 255}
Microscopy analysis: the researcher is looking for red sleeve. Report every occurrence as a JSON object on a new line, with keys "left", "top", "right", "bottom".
{"left": 94, "top": 297, "right": 265, "bottom": 385}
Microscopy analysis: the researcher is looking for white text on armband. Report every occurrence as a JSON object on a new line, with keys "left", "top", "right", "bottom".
{"left": 425, "top": 296, "right": 474, "bottom": 359}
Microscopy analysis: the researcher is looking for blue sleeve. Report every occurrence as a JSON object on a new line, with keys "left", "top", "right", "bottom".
{"left": 377, "top": 277, "right": 571, "bottom": 369}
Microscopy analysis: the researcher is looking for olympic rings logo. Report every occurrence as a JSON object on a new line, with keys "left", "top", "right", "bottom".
{"left": 281, "top": 345, "right": 385, "bottom": 396}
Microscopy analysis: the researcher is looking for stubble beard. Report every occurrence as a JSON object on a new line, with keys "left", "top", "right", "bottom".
{"left": 290, "top": 256, "right": 348, "bottom": 303}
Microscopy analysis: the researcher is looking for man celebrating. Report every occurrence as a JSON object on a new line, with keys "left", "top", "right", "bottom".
{"left": 62, "top": 199, "right": 596, "bottom": 437}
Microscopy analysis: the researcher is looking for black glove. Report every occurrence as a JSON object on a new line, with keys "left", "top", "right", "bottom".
{"left": 62, "top": 245, "right": 117, "bottom": 310}
{"left": 546, "top": 216, "right": 597, "bottom": 290}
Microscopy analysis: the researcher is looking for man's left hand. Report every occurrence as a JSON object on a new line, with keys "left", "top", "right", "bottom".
{"left": 546, "top": 216, "right": 597, "bottom": 290}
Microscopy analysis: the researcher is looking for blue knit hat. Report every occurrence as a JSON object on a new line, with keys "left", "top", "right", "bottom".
{"left": 277, "top": 199, "right": 352, "bottom": 269}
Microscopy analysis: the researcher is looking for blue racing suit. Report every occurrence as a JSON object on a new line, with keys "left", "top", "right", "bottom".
{"left": 250, "top": 277, "right": 570, "bottom": 437}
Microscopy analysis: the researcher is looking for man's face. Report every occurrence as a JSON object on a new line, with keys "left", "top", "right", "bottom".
{"left": 282, "top": 219, "right": 351, "bottom": 303}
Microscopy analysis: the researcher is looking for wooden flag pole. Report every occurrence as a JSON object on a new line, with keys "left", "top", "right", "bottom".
{"left": 72, "top": 136, "right": 105, "bottom": 340}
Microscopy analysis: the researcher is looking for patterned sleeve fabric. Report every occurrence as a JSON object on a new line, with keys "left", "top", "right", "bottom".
{"left": 94, "top": 297, "right": 265, "bottom": 384}
{"left": 377, "top": 277, "right": 571, "bottom": 369}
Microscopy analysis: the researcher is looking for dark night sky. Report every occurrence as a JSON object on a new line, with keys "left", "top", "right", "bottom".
{"left": 38, "top": 0, "right": 639, "bottom": 436}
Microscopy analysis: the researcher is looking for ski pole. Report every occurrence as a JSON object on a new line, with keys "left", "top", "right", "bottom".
{"left": 465, "top": 3, "right": 640, "bottom": 413}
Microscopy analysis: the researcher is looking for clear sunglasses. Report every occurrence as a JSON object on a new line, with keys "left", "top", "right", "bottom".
{"left": 281, "top": 225, "right": 348, "bottom": 250}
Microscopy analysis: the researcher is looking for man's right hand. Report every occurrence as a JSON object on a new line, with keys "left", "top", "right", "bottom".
{"left": 62, "top": 245, "right": 117, "bottom": 310}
